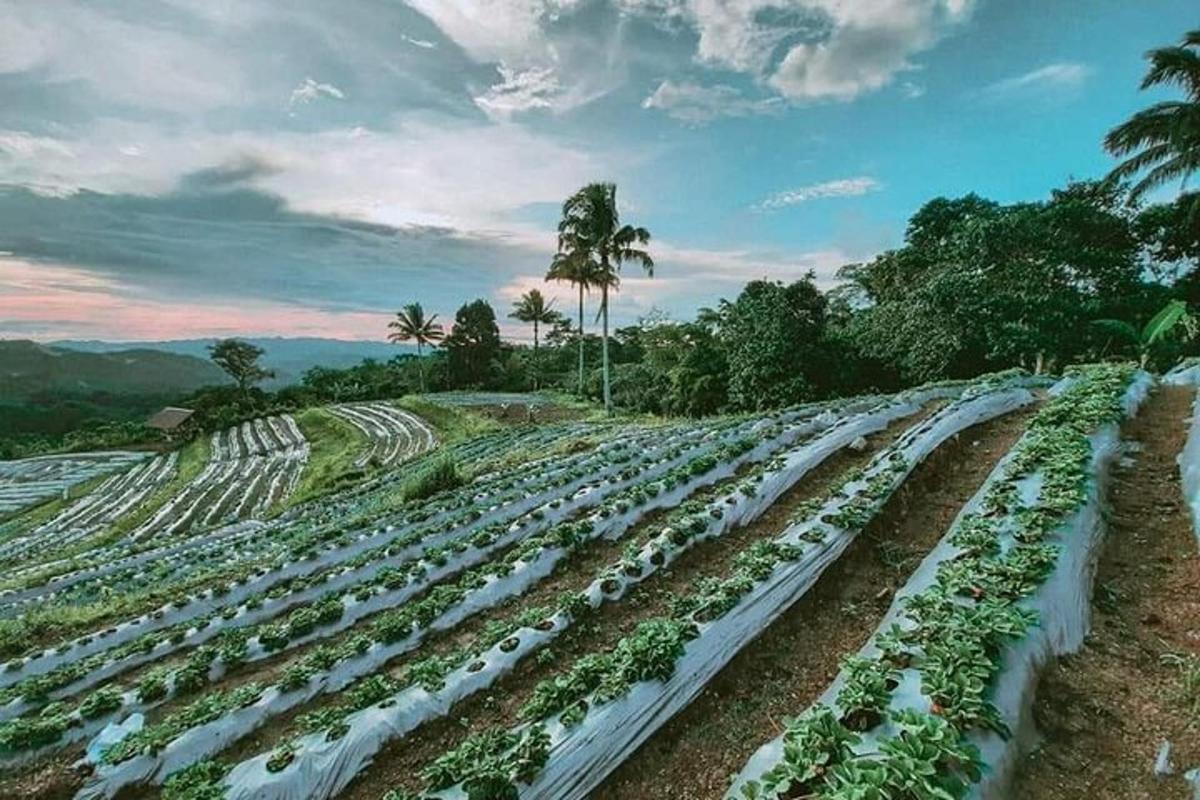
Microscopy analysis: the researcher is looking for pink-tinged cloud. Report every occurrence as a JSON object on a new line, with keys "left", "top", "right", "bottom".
{"left": 0, "top": 258, "right": 394, "bottom": 341}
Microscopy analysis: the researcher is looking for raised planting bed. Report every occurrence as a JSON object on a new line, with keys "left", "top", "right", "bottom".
{"left": 68, "top": 402, "right": 875, "bottom": 797}
{"left": 355, "top": 381, "right": 1033, "bottom": 800}
{"left": 211, "top": 390, "right": 952, "bottom": 800}
{"left": 727, "top": 364, "right": 1149, "bottom": 800}
{"left": 328, "top": 403, "right": 437, "bottom": 468}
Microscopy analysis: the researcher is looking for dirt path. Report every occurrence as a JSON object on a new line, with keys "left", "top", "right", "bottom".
{"left": 591, "top": 402, "right": 1037, "bottom": 799}
{"left": 1014, "top": 385, "right": 1200, "bottom": 800}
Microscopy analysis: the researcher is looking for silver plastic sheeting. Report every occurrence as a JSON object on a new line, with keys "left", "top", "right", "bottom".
{"left": 402, "top": 385, "right": 1031, "bottom": 800}
{"left": 215, "top": 391, "right": 959, "bottom": 800}
{"left": 513, "top": 386, "right": 1034, "bottom": 800}
{"left": 728, "top": 372, "right": 1151, "bottom": 800}
{"left": 75, "top": 400, "right": 888, "bottom": 800}
{"left": 1177, "top": 382, "right": 1200, "bottom": 548}
{"left": 1164, "top": 360, "right": 1200, "bottom": 387}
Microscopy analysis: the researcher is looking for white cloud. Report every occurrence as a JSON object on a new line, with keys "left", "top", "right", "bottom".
{"left": 641, "top": 80, "right": 782, "bottom": 124}
{"left": 0, "top": 131, "right": 76, "bottom": 160}
{"left": 0, "top": 116, "right": 605, "bottom": 230}
{"left": 981, "top": 62, "right": 1092, "bottom": 98}
{"left": 755, "top": 177, "right": 882, "bottom": 210}
{"left": 0, "top": 1, "right": 246, "bottom": 113}
{"left": 403, "top": 0, "right": 581, "bottom": 65}
{"left": 900, "top": 80, "right": 926, "bottom": 99}
{"left": 621, "top": 0, "right": 974, "bottom": 103}
{"left": 474, "top": 65, "right": 562, "bottom": 120}
{"left": 289, "top": 77, "right": 346, "bottom": 109}
{"left": 402, "top": 35, "right": 438, "bottom": 49}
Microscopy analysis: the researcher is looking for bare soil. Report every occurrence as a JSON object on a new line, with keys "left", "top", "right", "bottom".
{"left": 1013, "top": 385, "right": 1200, "bottom": 800}
{"left": 590, "top": 401, "right": 1037, "bottom": 799}
{"left": 334, "top": 404, "right": 950, "bottom": 800}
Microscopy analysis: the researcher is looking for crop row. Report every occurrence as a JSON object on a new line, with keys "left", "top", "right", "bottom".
{"left": 0, "top": 450, "right": 149, "bottom": 516}
{"left": 72, "top": 394, "right": 888, "bottom": 796}
{"left": 328, "top": 403, "right": 437, "bottom": 468}
{"left": 0, "top": 453, "right": 178, "bottom": 566}
{"left": 728, "top": 364, "right": 1145, "bottom": 800}
{"left": 124, "top": 415, "right": 309, "bottom": 544}
{"left": 209, "top": 389, "right": 951, "bottom": 800}
{"left": 0, "top": 421, "right": 595, "bottom": 602}
{"left": 0, "top": 411, "right": 782, "bottom": 717}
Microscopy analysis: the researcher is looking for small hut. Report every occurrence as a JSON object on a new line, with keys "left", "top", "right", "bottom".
{"left": 146, "top": 407, "right": 195, "bottom": 440}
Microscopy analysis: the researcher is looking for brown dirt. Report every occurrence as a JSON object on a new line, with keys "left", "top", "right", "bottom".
{"left": 591, "top": 400, "right": 1038, "bottom": 799}
{"left": 334, "top": 404, "right": 949, "bottom": 800}
{"left": 1013, "top": 385, "right": 1200, "bottom": 800}
{"left": 0, "top": 746, "right": 86, "bottom": 800}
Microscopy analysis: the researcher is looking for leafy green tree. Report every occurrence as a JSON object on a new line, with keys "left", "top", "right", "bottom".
{"left": 1105, "top": 29, "right": 1200, "bottom": 216}
{"left": 208, "top": 339, "right": 274, "bottom": 398}
{"left": 843, "top": 185, "right": 1145, "bottom": 382}
{"left": 718, "top": 277, "right": 829, "bottom": 410}
{"left": 387, "top": 303, "right": 444, "bottom": 393}
{"left": 556, "top": 182, "right": 653, "bottom": 414}
{"left": 443, "top": 299, "right": 502, "bottom": 388}
{"left": 509, "top": 289, "right": 561, "bottom": 389}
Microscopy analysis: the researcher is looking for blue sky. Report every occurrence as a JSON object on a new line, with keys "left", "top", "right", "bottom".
{"left": 0, "top": 0, "right": 1194, "bottom": 342}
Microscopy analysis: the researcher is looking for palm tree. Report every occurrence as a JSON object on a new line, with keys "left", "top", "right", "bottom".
{"left": 509, "top": 288, "right": 560, "bottom": 389}
{"left": 1105, "top": 29, "right": 1200, "bottom": 213}
{"left": 557, "top": 182, "right": 653, "bottom": 414}
{"left": 387, "top": 302, "right": 444, "bottom": 393}
{"left": 546, "top": 234, "right": 605, "bottom": 396}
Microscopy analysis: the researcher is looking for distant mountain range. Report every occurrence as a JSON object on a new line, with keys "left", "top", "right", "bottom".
{"left": 0, "top": 340, "right": 227, "bottom": 400}
{"left": 50, "top": 337, "right": 413, "bottom": 388}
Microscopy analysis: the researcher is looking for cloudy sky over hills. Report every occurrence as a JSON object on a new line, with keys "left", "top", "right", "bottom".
{"left": 0, "top": 0, "right": 1193, "bottom": 341}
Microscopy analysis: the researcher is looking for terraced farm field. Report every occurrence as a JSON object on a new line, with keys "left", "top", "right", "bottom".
{"left": 0, "top": 452, "right": 150, "bottom": 517}
{"left": 0, "top": 369, "right": 1197, "bottom": 800}
{"left": 328, "top": 403, "right": 437, "bottom": 468}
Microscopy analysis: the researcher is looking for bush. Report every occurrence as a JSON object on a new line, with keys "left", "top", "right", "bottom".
{"left": 402, "top": 456, "right": 464, "bottom": 502}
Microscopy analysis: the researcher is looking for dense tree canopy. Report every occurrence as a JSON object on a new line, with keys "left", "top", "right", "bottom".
{"left": 442, "top": 299, "right": 503, "bottom": 388}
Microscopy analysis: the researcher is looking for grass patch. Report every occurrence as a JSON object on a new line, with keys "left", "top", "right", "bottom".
{"left": 401, "top": 455, "right": 464, "bottom": 502}
{"left": 286, "top": 407, "right": 370, "bottom": 509}
{"left": 393, "top": 396, "right": 498, "bottom": 444}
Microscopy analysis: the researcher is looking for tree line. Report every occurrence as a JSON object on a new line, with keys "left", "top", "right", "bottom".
{"left": 379, "top": 27, "right": 1200, "bottom": 415}
{"left": 6, "top": 28, "right": 1195, "bottom": 458}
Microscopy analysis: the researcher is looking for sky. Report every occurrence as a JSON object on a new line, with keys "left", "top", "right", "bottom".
{"left": 0, "top": 0, "right": 1194, "bottom": 343}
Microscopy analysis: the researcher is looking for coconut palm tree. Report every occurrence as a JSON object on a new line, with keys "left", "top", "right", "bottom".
{"left": 387, "top": 302, "right": 444, "bottom": 393}
{"left": 1105, "top": 29, "right": 1200, "bottom": 213}
{"left": 546, "top": 234, "right": 606, "bottom": 396}
{"left": 509, "top": 288, "right": 560, "bottom": 389}
{"left": 557, "top": 182, "right": 653, "bottom": 414}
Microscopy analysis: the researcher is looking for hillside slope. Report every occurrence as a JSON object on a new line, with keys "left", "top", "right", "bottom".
{"left": 52, "top": 337, "right": 411, "bottom": 387}
{"left": 0, "top": 340, "right": 227, "bottom": 399}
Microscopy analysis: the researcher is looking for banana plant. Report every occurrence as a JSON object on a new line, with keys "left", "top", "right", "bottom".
{"left": 1092, "top": 299, "right": 1195, "bottom": 367}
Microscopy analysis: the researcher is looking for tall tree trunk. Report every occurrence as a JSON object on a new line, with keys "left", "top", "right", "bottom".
{"left": 577, "top": 283, "right": 585, "bottom": 397}
{"left": 601, "top": 281, "right": 611, "bottom": 415}
{"left": 532, "top": 320, "right": 539, "bottom": 391}
{"left": 417, "top": 340, "right": 425, "bottom": 393}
